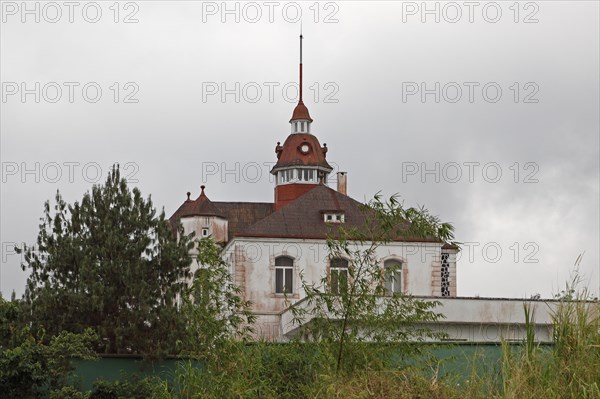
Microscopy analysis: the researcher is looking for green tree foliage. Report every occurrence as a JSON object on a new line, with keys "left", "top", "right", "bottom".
{"left": 0, "top": 294, "right": 26, "bottom": 349}
{"left": 1, "top": 296, "right": 98, "bottom": 398}
{"left": 288, "top": 194, "right": 457, "bottom": 373}
{"left": 88, "top": 376, "right": 171, "bottom": 399}
{"left": 169, "top": 342, "right": 327, "bottom": 399}
{"left": 18, "top": 165, "right": 194, "bottom": 356}
{"left": 179, "top": 237, "right": 256, "bottom": 360}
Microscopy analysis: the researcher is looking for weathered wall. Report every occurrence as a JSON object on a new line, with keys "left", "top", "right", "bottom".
{"left": 180, "top": 215, "right": 228, "bottom": 245}
{"left": 223, "top": 238, "right": 448, "bottom": 339}
{"left": 280, "top": 296, "right": 563, "bottom": 343}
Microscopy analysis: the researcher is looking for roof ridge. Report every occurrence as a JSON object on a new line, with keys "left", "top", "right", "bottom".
{"left": 213, "top": 201, "right": 274, "bottom": 205}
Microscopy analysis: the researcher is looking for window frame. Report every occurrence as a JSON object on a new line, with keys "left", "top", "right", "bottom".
{"left": 277, "top": 168, "right": 319, "bottom": 185}
{"left": 274, "top": 255, "right": 294, "bottom": 294}
{"left": 383, "top": 259, "right": 403, "bottom": 295}
{"left": 324, "top": 212, "right": 345, "bottom": 223}
{"left": 329, "top": 257, "right": 349, "bottom": 295}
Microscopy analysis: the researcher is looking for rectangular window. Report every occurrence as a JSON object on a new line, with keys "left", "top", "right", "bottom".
{"left": 384, "top": 260, "right": 402, "bottom": 295}
{"left": 384, "top": 271, "right": 401, "bottom": 294}
{"left": 275, "top": 256, "right": 294, "bottom": 294}
{"left": 276, "top": 268, "right": 293, "bottom": 294}
{"left": 330, "top": 258, "right": 349, "bottom": 294}
{"left": 331, "top": 268, "right": 348, "bottom": 294}
{"left": 324, "top": 213, "right": 345, "bottom": 223}
{"left": 201, "top": 228, "right": 209, "bottom": 237}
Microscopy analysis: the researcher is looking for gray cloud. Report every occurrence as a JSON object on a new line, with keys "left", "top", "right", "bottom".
{"left": 1, "top": 1, "right": 598, "bottom": 299}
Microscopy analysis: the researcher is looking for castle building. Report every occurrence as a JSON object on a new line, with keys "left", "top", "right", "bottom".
{"left": 169, "top": 36, "right": 555, "bottom": 343}
{"left": 170, "top": 34, "right": 457, "bottom": 340}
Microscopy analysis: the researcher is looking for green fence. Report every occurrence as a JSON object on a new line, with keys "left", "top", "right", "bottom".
{"left": 71, "top": 343, "right": 547, "bottom": 392}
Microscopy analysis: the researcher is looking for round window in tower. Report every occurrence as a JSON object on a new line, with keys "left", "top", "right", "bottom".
{"left": 300, "top": 143, "right": 310, "bottom": 154}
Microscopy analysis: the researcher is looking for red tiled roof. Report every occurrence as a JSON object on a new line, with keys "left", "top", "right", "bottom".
{"left": 169, "top": 189, "right": 274, "bottom": 241}
{"left": 171, "top": 186, "right": 224, "bottom": 218}
{"left": 290, "top": 101, "right": 313, "bottom": 122}
{"left": 213, "top": 202, "right": 274, "bottom": 241}
{"left": 442, "top": 243, "right": 459, "bottom": 250}
{"left": 236, "top": 185, "right": 440, "bottom": 243}
{"left": 170, "top": 186, "right": 442, "bottom": 244}
{"left": 272, "top": 133, "right": 332, "bottom": 171}
{"left": 236, "top": 185, "right": 359, "bottom": 239}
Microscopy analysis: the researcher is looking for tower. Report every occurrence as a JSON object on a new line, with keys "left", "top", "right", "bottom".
{"left": 271, "top": 33, "right": 333, "bottom": 210}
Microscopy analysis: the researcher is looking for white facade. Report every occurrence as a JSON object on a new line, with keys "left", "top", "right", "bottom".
{"left": 176, "top": 222, "right": 562, "bottom": 343}
{"left": 216, "top": 236, "right": 457, "bottom": 340}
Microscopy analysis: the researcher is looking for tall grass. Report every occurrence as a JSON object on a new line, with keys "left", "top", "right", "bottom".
{"left": 497, "top": 266, "right": 599, "bottom": 399}
{"left": 107, "top": 263, "right": 600, "bottom": 398}
{"left": 280, "top": 263, "right": 600, "bottom": 399}
{"left": 305, "top": 283, "right": 599, "bottom": 399}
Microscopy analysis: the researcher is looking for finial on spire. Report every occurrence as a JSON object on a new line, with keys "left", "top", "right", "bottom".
{"left": 299, "top": 29, "right": 303, "bottom": 103}
{"left": 290, "top": 31, "right": 313, "bottom": 123}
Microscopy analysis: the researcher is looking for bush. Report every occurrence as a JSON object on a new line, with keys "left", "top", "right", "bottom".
{"left": 1, "top": 296, "right": 97, "bottom": 398}
{"left": 89, "top": 377, "right": 170, "bottom": 399}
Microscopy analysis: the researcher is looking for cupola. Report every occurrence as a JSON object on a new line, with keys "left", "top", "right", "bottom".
{"left": 271, "top": 33, "right": 333, "bottom": 210}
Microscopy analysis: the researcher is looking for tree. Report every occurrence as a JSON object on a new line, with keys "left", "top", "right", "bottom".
{"left": 0, "top": 296, "right": 97, "bottom": 398}
{"left": 288, "top": 194, "right": 458, "bottom": 374}
{"left": 179, "top": 237, "right": 255, "bottom": 359}
{"left": 18, "top": 165, "right": 194, "bottom": 356}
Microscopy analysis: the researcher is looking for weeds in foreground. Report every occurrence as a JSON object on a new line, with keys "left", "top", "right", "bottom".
{"left": 14, "top": 259, "right": 598, "bottom": 399}
{"left": 160, "top": 260, "right": 600, "bottom": 399}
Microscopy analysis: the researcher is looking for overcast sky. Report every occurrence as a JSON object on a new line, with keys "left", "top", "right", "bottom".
{"left": 1, "top": 1, "right": 599, "bottom": 299}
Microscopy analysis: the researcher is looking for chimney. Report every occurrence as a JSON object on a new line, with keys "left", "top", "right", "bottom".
{"left": 337, "top": 172, "right": 347, "bottom": 195}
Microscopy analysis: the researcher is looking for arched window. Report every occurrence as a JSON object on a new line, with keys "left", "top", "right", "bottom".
{"left": 275, "top": 256, "right": 294, "bottom": 294}
{"left": 330, "top": 258, "right": 349, "bottom": 294}
{"left": 384, "top": 259, "right": 402, "bottom": 295}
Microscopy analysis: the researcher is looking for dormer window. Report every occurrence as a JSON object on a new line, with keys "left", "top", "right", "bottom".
{"left": 323, "top": 212, "right": 345, "bottom": 223}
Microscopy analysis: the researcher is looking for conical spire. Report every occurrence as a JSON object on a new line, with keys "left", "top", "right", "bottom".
{"left": 172, "top": 185, "right": 223, "bottom": 218}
